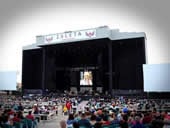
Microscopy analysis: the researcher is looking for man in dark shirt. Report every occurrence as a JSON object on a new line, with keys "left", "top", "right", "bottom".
{"left": 78, "top": 113, "right": 91, "bottom": 128}
{"left": 18, "top": 103, "right": 24, "bottom": 111}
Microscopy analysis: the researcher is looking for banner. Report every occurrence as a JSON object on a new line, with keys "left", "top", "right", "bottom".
{"left": 44, "top": 29, "right": 96, "bottom": 43}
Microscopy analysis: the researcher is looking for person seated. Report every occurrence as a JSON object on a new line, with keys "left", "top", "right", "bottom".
{"left": 18, "top": 103, "right": 24, "bottom": 111}
{"left": 12, "top": 113, "right": 21, "bottom": 122}
{"left": 17, "top": 111, "right": 24, "bottom": 120}
{"left": 33, "top": 105, "right": 39, "bottom": 114}
{"left": 3, "top": 114, "right": 13, "bottom": 126}
{"left": 101, "top": 115, "right": 111, "bottom": 126}
{"left": 78, "top": 113, "right": 91, "bottom": 128}
{"left": 142, "top": 112, "right": 152, "bottom": 124}
{"left": 131, "top": 115, "right": 145, "bottom": 128}
{"left": 66, "top": 113, "right": 77, "bottom": 128}
{"left": 89, "top": 114, "right": 96, "bottom": 126}
{"left": 26, "top": 111, "right": 35, "bottom": 121}
{"left": 73, "top": 121, "right": 79, "bottom": 128}
{"left": 119, "top": 114, "right": 129, "bottom": 128}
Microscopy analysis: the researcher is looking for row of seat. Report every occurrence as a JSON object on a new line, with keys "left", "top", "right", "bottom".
{"left": 1, "top": 118, "right": 37, "bottom": 128}
{"left": 77, "top": 123, "right": 152, "bottom": 128}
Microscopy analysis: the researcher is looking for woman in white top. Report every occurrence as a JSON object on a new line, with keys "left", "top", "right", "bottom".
{"left": 80, "top": 71, "right": 92, "bottom": 85}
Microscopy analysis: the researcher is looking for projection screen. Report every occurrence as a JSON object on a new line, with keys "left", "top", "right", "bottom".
{"left": 143, "top": 64, "right": 170, "bottom": 92}
{"left": 0, "top": 71, "right": 17, "bottom": 90}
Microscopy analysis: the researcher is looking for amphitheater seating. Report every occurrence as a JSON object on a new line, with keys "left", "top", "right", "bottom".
{"left": 13, "top": 122, "right": 23, "bottom": 128}
{"left": 2, "top": 124, "right": 13, "bottom": 128}
{"left": 102, "top": 124, "right": 120, "bottom": 128}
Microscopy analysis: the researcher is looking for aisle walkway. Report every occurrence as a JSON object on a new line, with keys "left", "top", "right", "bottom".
{"left": 37, "top": 105, "right": 68, "bottom": 128}
{"left": 37, "top": 100, "right": 88, "bottom": 128}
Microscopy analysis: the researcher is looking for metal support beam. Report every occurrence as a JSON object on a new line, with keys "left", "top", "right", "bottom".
{"left": 42, "top": 48, "right": 46, "bottom": 94}
{"left": 108, "top": 41, "right": 113, "bottom": 97}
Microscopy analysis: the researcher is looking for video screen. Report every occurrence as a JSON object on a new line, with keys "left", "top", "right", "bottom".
{"left": 80, "top": 71, "right": 93, "bottom": 85}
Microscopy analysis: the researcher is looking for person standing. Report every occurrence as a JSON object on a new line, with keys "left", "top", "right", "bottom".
{"left": 66, "top": 101, "right": 72, "bottom": 114}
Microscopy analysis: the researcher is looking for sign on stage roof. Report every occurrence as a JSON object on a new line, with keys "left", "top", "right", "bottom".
{"left": 23, "top": 26, "right": 146, "bottom": 49}
{"left": 36, "top": 26, "right": 110, "bottom": 46}
{"left": 44, "top": 29, "right": 97, "bottom": 44}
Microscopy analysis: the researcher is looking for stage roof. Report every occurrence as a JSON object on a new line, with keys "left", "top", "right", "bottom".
{"left": 23, "top": 26, "right": 146, "bottom": 50}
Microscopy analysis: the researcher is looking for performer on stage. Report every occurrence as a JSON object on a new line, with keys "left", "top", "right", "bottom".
{"left": 80, "top": 71, "right": 92, "bottom": 85}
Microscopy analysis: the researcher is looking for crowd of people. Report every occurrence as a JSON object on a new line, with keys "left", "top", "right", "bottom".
{"left": 0, "top": 93, "right": 170, "bottom": 128}
{"left": 0, "top": 94, "right": 61, "bottom": 128}
{"left": 60, "top": 97, "right": 170, "bottom": 128}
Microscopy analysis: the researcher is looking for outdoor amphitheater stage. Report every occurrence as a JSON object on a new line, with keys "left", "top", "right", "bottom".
{"left": 22, "top": 26, "right": 146, "bottom": 96}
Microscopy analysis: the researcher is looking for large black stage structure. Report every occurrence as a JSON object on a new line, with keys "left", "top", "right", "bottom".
{"left": 22, "top": 26, "right": 146, "bottom": 96}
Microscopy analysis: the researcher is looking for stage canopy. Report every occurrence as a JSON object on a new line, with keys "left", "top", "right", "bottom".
{"left": 22, "top": 26, "right": 146, "bottom": 95}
